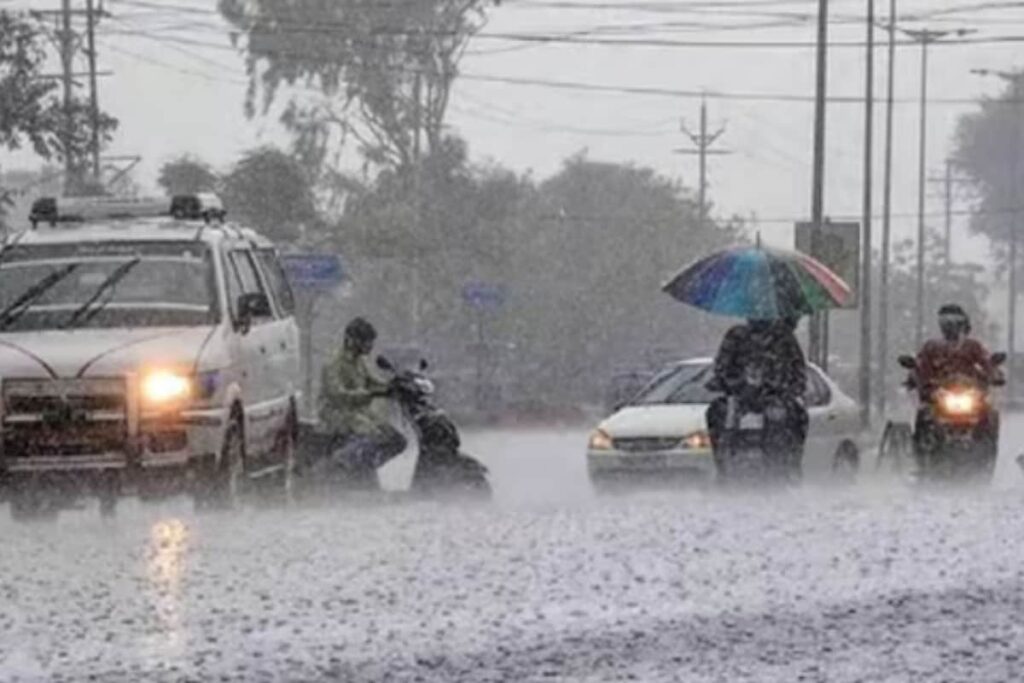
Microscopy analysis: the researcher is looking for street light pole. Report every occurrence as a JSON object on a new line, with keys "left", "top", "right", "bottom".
{"left": 901, "top": 27, "right": 974, "bottom": 349}
{"left": 876, "top": 0, "right": 897, "bottom": 418}
{"left": 858, "top": 0, "right": 875, "bottom": 428}
{"left": 809, "top": 0, "right": 830, "bottom": 368}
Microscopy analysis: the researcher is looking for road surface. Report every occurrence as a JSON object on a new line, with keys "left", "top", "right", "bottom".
{"left": 3, "top": 417, "right": 1024, "bottom": 681}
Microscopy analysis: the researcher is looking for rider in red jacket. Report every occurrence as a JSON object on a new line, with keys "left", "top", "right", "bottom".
{"left": 912, "top": 303, "right": 999, "bottom": 462}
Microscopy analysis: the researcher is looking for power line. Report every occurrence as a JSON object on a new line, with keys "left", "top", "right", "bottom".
{"left": 100, "top": 0, "right": 1024, "bottom": 50}
{"left": 102, "top": 26, "right": 1024, "bottom": 108}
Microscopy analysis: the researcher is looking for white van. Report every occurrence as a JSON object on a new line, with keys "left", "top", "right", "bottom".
{"left": 0, "top": 194, "right": 301, "bottom": 517}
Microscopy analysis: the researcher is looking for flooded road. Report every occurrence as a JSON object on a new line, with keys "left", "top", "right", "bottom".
{"left": 3, "top": 420, "right": 1024, "bottom": 682}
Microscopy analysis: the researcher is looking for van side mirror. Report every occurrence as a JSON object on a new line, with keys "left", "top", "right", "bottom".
{"left": 237, "top": 292, "right": 271, "bottom": 332}
{"left": 376, "top": 356, "right": 394, "bottom": 371}
{"left": 419, "top": 359, "right": 429, "bottom": 371}
{"left": 898, "top": 355, "right": 916, "bottom": 370}
{"left": 991, "top": 352, "right": 1008, "bottom": 366}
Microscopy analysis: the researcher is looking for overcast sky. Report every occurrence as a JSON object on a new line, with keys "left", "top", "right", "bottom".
{"left": 5, "top": 0, "right": 1024, "bottom": 262}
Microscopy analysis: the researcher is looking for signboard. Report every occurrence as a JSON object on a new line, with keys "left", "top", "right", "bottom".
{"left": 462, "top": 281, "right": 507, "bottom": 312}
{"left": 795, "top": 221, "right": 860, "bottom": 308}
{"left": 280, "top": 253, "right": 346, "bottom": 290}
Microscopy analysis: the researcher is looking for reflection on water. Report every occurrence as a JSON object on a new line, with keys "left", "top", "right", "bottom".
{"left": 145, "top": 518, "right": 190, "bottom": 658}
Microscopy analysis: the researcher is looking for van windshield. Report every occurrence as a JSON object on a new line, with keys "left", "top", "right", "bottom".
{"left": 0, "top": 241, "right": 219, "bottom": 332}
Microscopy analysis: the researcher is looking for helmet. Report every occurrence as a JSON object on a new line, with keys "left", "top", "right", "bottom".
{"left": 345, "top": 317, "right": 377, "bottom": 346}
{"left": 938, "top": 303, "right": 970, "bottom": 341}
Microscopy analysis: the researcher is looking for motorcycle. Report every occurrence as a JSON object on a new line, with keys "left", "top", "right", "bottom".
{"left": 376, "top": 356, "right": 492, "bottom": 499}
{"left": 708, "top": 361, "right": 803, "bottom": 485}
{"left": 897, "top": 351, "right": 1005, "bottom": 482}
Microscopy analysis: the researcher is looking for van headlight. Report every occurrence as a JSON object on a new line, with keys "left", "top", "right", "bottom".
{"left": 142, "top": 370, "right": 193, "bottom": 405}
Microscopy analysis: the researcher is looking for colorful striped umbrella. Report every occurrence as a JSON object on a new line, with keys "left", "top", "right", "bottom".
{"left": 662, "top": 244, "right": 853, "bottom": 319}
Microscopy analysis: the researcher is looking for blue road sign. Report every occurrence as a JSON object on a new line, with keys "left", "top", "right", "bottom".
{"left": 280, "top": 253, "right": 346, "bottom": 290}
{"left": 462, "top": 281, "right": 506, "bottom": 311}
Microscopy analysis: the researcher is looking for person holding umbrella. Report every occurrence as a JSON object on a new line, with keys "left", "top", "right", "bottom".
{"left": 704, "top": 315, "right": 809, "bottom": 480}
{"left": 662, "top": 241, "right": 852, "bottom": 482}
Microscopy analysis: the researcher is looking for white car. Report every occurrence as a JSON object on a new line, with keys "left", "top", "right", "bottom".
{"left": 0, "top": 194, "right": 301, "bottom": 517}
{"left": 587, "top": 357, "right": 863, "bottom": 486}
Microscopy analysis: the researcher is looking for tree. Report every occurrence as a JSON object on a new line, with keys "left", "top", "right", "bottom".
{"left": 218, "top": 0, "right": 497, "bottom": 172}
{"left": 221, "top": 146, "right": 318, "bottom": 242}
{"left": 0, "top": 10, "right": 117, "bottom": 209}
{"left": 953, "top": 73, "right": 1024, "bottom": 264}
{"left": 1, "top": 11, "right": 62, "bottom": 160}
{"left": 503, "top": 155, "right": 740, "bottom": 404}
{"left": 157, "top": 156, "right": 219, "bottom": 196}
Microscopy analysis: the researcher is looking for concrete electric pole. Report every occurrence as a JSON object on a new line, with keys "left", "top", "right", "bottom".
{"left": 675, "top": 96, "right": 730, "bottom": 233}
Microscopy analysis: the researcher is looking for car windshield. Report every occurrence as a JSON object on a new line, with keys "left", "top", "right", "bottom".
{"left": 631, "top": 362, "right": 716, "bottom": 405}
{"left": 0, "top": 241, "right": 219, "bottom": 331}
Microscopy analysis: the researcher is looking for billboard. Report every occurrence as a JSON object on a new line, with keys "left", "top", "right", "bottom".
{"left": 795, "top": 221, "right": 860, "bottom": 308}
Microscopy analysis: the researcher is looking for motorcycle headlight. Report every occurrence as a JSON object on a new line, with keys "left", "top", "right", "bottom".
{"left": 588, "top": 428, "right": 614, "bottom": 451}
{"left": 938, "top": 389, "right": 980, "bottom": 416}
{"left": 142, "top": 370, "right": 193, "bottom": 406}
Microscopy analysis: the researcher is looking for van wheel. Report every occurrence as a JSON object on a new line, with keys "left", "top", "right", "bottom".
{"left": 832, "top": 441, "right": 860, "bottom": 480}
{"left": 195, "top": 418, "right": 245, "bottom": 510}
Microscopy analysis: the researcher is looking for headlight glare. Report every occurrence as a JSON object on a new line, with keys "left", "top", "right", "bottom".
{"left": 143, "top": 370, "right": 192, "bottom": 405}
{"left": 683, "top": 431, "right": 712, "bottom": 450}
{"left": 939, "top": 389, "right": 979, "bottom": 416}
{"left": 588, "top": 428, "right": 613, "bottom": 450}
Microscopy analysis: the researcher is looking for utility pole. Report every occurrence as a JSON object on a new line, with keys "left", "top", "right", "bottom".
{"left": 858, "top": 0, "right": 875, "bottom": 429}
{"left": 35, "top": 1, "right": 110, "bottom": 194}
{"left": 927, "top": 159, "right": 969, "bottom": 281}
{"left": 85, "top": 0, "right": 101, "bottom": 181}
{"left": 59, "top": 0, "right": 78, "bottom": 195}
{"left": 809, "top": 0, "right": 830, "bottom": 369}
{"left": 676, "top": 96, "right": 730, "bottom": 233}
{"left": 971, "top": 68, "right": 1024, "bottom": 402}
{"left": 876, "top": 0, "right": 896, "bottom": 418}
{"left": 901, "top": 27, "right": 974, "bottom": 349}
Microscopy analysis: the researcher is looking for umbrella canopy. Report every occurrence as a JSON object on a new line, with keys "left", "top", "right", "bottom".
{"left": 663, "top": 245, "right": 852, "bottom": 319}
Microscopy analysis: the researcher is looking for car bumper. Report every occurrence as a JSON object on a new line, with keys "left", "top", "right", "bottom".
{"left": 586, "top": 448, "right": 715, "bottom": 476}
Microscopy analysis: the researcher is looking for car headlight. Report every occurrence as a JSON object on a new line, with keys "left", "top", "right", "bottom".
{"left": 682, "top": 431, "right": 712, "bottom": 450}
{"left": 588, "top": 428, "right": 614, "bottom": 450}
{"left": 142, "top": 370, "right": 193, "bottom": 405}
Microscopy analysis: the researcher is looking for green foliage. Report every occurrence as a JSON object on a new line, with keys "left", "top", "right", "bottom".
{"left": 0, "top": 11, "right": 61, "bottom": 159}
{"left": 0, "top": 10, "right": 117, "bottom": 194}
{"left": 157, "top": 156, "right": 220, "bottom": 196}
{"left": 954, "top": 75, "right": 1024, "bottom": 251}
{"left": 221, "top": 146, "right": 318, "bottom": 242}
{"left": 330, "top": 145, "right": 739, "bottom": 407}
{"left": 218, "top": 0, "right": 496, "bottom": 171}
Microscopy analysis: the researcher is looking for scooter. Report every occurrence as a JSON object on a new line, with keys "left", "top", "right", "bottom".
{"left": 709, "top": 362, "right": 803, "bottom": 485}
{"left": 376, "top": 356, "right": 492, "bottom": 499}
{"left": 898, "top": 352, "right": 1004, "bottom": 482}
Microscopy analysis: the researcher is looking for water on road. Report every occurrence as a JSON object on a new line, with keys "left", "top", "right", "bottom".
{"left": 3, "top": 418, "right": 1024, "bottom": 682}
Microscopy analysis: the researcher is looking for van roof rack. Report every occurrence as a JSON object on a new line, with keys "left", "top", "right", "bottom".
{"left": 29, "top": 193, "right": 228, "bottom": 228}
